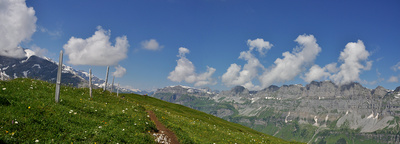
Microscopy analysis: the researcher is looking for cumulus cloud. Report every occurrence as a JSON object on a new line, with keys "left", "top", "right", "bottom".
{"left": 303, "top": 65, "right": 331, "bottom": 83}
{"left": 302, "top": 63, "right": 339, "bottom": 83}
{"left": 168, "top": 47, "right": 216, "bottom": 87}
{"left": 330, "top": 40, "right": 372, "bottom": 85}
{"left": 247, "top": 38, "right": 273, "bottom": 55}
{"left": 112, "top": 65, "right": 126, "bottom": 78}
{"left": 221, "top": 39, "right": 268, "bottom": 90}
{"left": 388, "top": 76, "right": 399, "bottom": 83}
{"left": 30, "top": 45, "right": 48, "bottom": 57}
{"left": 392, "top": 62, "right": 400, "bottom": 72}
{"left": 63, "top": 26, "right": 129, "bottom": 66}
{"left": 259, "top": 34, "right": 321, "bottom": 88}
{"left": 141, "top": 39, "right": 164, "bottom": 51}
{"left": 0, "top": 0, "right": 37, "bottom": 58}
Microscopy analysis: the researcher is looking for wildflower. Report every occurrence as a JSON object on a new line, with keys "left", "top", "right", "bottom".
{"left": 69, "top": 110, "right": 73, "bottom": 114}
{"left": 98, "top": 126, "right": 102, "bottom": 129}
{"left": 95, "top": 110, "right": 97, "bottom": 112}
{"left": 15, "top": 121, "right": 18, "bottom": 124}
{"left": 122, "top": 110, "right": 125, "bottom": 113}
{"left": 35, "top": 139, "right": 39, "bottom": 143}
{"left": 122, "top": 129, "right": 125, "bottom": 131}
{"left": 2, "top": 88, "right": 5, "bottom": 90}
{"left": 6, "top": 131, "right": 8, "bottom": 134}
{"left": 28, "top": 106, "right": 31, "bottom": 109}
{"left": 145, "top": 122, "right": 148, "bottom": 125}
{"left": 74, "top": 112, "right": 77, "bottom": 115}
{"left": 147, "top": 115, "right": 150, "bottom": 118}
{"left": 11, "top": 132, "right": 15, "bottom": 135}
{"left": 134, "top": 123, "right": 136, "bottom": 126}
{"left": 125, "top": 108, "right": 128, "bottom": 110}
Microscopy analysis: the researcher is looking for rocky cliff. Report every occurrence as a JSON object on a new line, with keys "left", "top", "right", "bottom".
{"left": 152, "top": 81, "right": 400, "bottom": 143}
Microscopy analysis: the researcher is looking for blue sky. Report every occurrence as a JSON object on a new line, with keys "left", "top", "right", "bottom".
{"left": 7, "top": 0, "right": 400, "bottom": 90}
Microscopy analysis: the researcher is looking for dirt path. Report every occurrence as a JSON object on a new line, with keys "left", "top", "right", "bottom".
{"left": 147, "top": 110, "right": 179, "bottom": 144}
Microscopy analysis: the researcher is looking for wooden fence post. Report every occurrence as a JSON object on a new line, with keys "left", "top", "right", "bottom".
{"left": 111, "top": 76, "right": 115, "bottom": 93}
{"left": 89, "top": 68, "right": 92, "bottom": 98}
{"left": 55, "top": 50, "right": 63, "bottom": 103}
{"left": 103, "top": 66, "right": 109, "bottom": 92}
{"left": 117, "top": 83, "right": 119, "bottom": 97}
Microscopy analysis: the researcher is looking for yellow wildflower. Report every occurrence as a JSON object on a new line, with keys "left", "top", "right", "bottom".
{"left": 28, "top": 106, "right": 31, "bottom": 109}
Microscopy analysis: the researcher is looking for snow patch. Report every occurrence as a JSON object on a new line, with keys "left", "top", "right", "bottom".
{"left": 2, "top": 66, "right": 9, "bottom": 70}
{"left": 32, "top": 64, "right": 41, "bottom": 69}
{"left": 24, "top": 49, "right": 36, "bottom": 59}
{"left": 313, "top": 116, "right": 318, "bottom": 126}
{"left": 367, "top": 112, "right": 374, "bottom": 119}
{"left": 251, "top": 97, "right": 259, "bottom": 103}
{"left": 22, "top": 71, "right": 29, "bottom": 78}
{"left": 265, "top": 97, "right": 281, "bottom": 100}
{"left": 285, "top": 112, "right": 291, "bottom": 123}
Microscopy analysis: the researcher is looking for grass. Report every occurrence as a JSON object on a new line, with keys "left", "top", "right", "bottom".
{"left": 0, "top": 78, "right": 299, "bottom": 143}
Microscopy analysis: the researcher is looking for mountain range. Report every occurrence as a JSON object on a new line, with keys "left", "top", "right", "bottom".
{"left": 0, "top": 49, "right": 151, "bottom": 95}
{"left": 153, "top": 81, "right": 400, "bottom": 143}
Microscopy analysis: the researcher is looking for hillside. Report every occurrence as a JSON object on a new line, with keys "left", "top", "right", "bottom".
{"left": 0, "top": 78, "right": 296, "bottom": 143}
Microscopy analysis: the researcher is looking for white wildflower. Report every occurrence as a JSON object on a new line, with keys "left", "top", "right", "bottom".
{"left": 69, "top": 110, "right": 73, "bottom": 114}
{"left": 98, "top": 126, "right": 102, "bottom": 129}
{"left": 2, "top": 88, "right": 5, "bottom": 90}
{"left": 122, "top": 129, "right": 125, "bottom": 131}
{"left": 35, "top": 140, "right": 39, "bottom": 143}
{"left": 74, "top": 112, "right": 77, "bottom": 115}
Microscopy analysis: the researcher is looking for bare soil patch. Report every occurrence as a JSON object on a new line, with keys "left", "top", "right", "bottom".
{"left": 147, "top": 110, "right": 179, "bottom": 144}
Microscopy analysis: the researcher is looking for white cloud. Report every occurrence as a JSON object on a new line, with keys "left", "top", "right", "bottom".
{"left": 303, "top": 65, "right": 331, "bottom": 83}
{"left": 388, "top": 76, "right": 398, "bottom": 83}
{"left": 221, "top": 38, "right": 271, "bottom": 90}
{"left": 0, "top": 0, "right": 37, "bottom": 58}
{"left": 392, "top": 62, "right": 400, "bottom": 72}
{"left": 112, "top": 65, "right": 126, "bottom": 78}
{"left": 141, "top": 39, "right": 164, "bottom": 51}
{"left": 63, "top": 26, "right": 129, "bottom": 66}
{"left": 38, "top": 26, "right": 62, "bottom": 37}
{"left": 168, "top": 47, "right": 216, "bottom": 87}
{"left": 330, "top": 40, "right": 372, "bottom": 85}
{"left": 259, "top": 34, "right": 321, "bottom": 88}
{"left": 30, "top": 45, "right": 48, "bottom": 57}
{"left": 222, "top": 50, "right": 265, "bottom": 90}
{"left": 247, "top": 38, "right": 273, "bottom": 55}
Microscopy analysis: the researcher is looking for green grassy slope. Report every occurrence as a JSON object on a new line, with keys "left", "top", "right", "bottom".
{"left": 0, "top": 79, "right": 299, "bottom": 143}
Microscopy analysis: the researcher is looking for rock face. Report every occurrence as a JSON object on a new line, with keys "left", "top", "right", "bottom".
{"left": 153, "top": 81, "right": 400, "bottom": 143}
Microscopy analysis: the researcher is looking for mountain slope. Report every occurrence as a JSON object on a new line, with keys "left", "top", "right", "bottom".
{"left": 0, "top": 49, "right": 147, "bottom": 94}
{"left": 153, "top": 82, "right": 400, "bottom": 143}
{"left": 0, "top": 78, "right": 296, "bottom": 143}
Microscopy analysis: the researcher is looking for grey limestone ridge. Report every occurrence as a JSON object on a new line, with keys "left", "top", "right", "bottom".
{"left": 153, "top": 81, "right": 400, "bottom": 143}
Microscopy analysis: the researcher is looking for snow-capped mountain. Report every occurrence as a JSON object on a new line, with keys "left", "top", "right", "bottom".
{"left": 0, "top": 49, "right": 146, "bottom": 94}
